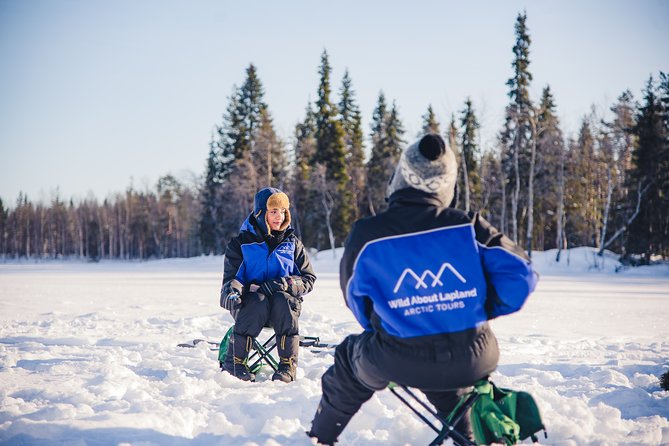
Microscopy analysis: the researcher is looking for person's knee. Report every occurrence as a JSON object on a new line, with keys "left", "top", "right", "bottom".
{"left": 272, "top": 291, "right": 301, "bottom": 314}
{"left": 234, "top": 293, "right": 270, "bottom": 336}
{"left": 350, "top": 338, "right": 388, "bottom": 391}
{"left": 269, "top": 291, "right": 300, "bottom": 335}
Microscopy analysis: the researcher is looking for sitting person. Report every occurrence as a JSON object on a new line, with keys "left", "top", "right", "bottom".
{"left": 220, "top": 187, "right": 316, "bottom": 382}
{"left": 308, "top": 134, "right": 538, "bottom": 444}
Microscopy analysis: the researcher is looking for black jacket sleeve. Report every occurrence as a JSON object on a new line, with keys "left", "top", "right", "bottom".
{"left": 220, "top": 237, "right": 244, "bottom": 308}
{"left": 339, "top": 220, "right": 365, "bottom": 309}
{"left": 284, "top": 237, "right": 316, "bottom": 297}
{"left": 469, "top": 212, "right": 537, "bottom": 319}
{"left": 470, "top": 212, "right": 529, "bottom": 260}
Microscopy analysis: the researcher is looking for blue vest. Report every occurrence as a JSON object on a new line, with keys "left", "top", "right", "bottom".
{"left": 346, "top": 223, "right": 534, "bottom": 338}
{"left": 235, "top": 217, "right": 299, "bottom": 285}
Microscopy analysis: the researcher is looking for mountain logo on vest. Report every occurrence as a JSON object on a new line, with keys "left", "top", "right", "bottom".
{"left": 275, "top": 243, "right": 294, "bottom": 255}
{"left": 393, "top": 262, "right": 466, "bottom": 294}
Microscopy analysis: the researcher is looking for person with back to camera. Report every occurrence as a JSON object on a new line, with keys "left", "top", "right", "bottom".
{"left": 220, "top": 187, "right": 316, "bottom": 382}
{"left": 307, "top": 134, "right": 538, "bottom": 444}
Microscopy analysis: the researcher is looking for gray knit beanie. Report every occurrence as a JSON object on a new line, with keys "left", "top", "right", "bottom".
{"left": 387, "top": 133, "right": 458, "bottom": 206}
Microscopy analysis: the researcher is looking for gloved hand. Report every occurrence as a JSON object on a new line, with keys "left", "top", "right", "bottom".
{"left": 222, "top": 290, "right": 242, "bottom": 312}
{"left": 260, "top": 278, "right": 287, "bottom": 297}
{"left": 283, "top": 276, "right": 306, "bottom": 297}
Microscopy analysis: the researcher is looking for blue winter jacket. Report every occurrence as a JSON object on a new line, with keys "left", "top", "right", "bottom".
{"left": 221, "top": 214, "right": 316, "bottom": 303}
{"left": 340, "top": 188, "right": 538, "bottom": 339}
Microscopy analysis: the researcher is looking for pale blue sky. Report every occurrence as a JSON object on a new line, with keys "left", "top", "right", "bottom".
{"left": 1, "top": 0, "right": 667, "bottom": 205}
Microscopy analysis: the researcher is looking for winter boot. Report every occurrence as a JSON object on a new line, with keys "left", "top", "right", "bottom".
{"left": 221, "top": 333, "right": 255, "bottom": 382}
{"left": 272, "top": 334, "right": 299, "bottom": 382}
{"left": 307, "top": 398, "right": 352, "bottom": 445}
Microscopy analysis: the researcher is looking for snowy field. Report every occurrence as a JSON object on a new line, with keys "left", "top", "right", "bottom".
{"left": 1, "top": 248, "right": 668, "bottom": 445}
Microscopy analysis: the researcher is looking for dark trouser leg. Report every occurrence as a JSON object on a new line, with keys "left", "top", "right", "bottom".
{"left": 269, "top": 291, "right": 301, "bottom": 382}
{"left": 422, "top": 388, "right": 473, "bottom": 440}
{"left": 222, "top": 292, "right": 270, "bottom": 381}
{"left": 222, "top": 332, "right": 256, "bottom": 381}
{"left": 309, "top": 335, "right": 376, "bottom": 444}
{"left": 268, "top": 291, "right": 300, "bottom": 337}
{"left": 273, "top": 333, "right": 300, "bottom": 382}
{"left": 233, "top": 292, "right": 271, "bottom": 338}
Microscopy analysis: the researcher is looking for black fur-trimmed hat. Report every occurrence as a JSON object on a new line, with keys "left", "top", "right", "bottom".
{"left": 387, "top": 133, "right": 458, "bottom": 206}
{"left": 253, "top": 187, "right": 291, "bottom": 234}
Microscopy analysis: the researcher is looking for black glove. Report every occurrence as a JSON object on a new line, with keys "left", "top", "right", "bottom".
{"left": 260, "top": 278, "right": 287, "bottom": 297}
{"left": 283, "top": 276, "right": 306, "bottom": 297}
{"left": 222, "top": 289, "right": 242, "bottom": 312}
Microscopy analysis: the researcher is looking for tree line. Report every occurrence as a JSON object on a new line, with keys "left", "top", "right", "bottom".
{"left": 2, "top": 12, "right": 668, "bottom": 263}
{"left": 1, "top": 176, "right": 201, "bottom": 260}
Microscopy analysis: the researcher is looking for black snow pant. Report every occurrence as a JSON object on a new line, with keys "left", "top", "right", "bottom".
{"left": 232, "top": 290, "right": 301, "bottom": 339}
{"left": 309, "top": 328, "right": 499, "bottom": 445}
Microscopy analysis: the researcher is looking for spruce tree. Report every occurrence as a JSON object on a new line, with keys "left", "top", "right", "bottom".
{"left": 386, "top": 102, "right": 406, "bottom": 162}
{"left": 608, "top": 91, "right": 637, "bottom": 186}
{"left": 479, "top": 149, "right": 504, "bottom": 224}
{"left": 564, "top": 117, "right": 600, "bottom": 248}
{"left": 502, "top": 11, "right": 534, "bottom": 243}
{"left": 366, "top": 92, "right": 390, "bottom": 215}
{"left": 460, "top": 98, "right": 481, "bottom": 212}
{"left": 292, "top": 104, "right": 320, "bottom": 246}
{"left": 338, "top": 69, "right": 366, "bottom": 221}
{"left": 533, "top": 86, "right": 565, "bottom": 250}
{"left": 253, "top": 108, "right": 286, "bottom": 188}
{"left": 626, "top": 76, "right": 669, "bottom": 260}
{"left": 365, "top": 97, "right": 406, "bottom": 216}
{"left": 598, "top": 91, "right": 636, "bottom": 254}
{"left": 199, "top": 138, "right": 221, "bottom": 254}
{"left": 214, "top": 64, "right": 271, "bottom": 241}
{"left": 218, "top": 64, "right": 268, "bottom": 172}
{"left": 237, "top": 64, "right": 267, "bottom": 157}
{"left": 422, "top": 105, "right": 441, "bottom": 135}
{"left": 312, "top": 50, "right": 354, "bottom": 248}
{"left": 218, "top": 88, "right": 243, "bottom": 178}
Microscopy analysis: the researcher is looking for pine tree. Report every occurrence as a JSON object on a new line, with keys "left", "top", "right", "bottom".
{"left": 253, "top": 108, "right": 286, "bottom": 189}
{"left": 209, "top": 64, "right": 274, "bottom": 242}
{"left": 597, "top": 91, "right": 636, "bottom": 254}
{"left": 365, "top": 92, "right": 389, "bottom": 215}
{"left": 237, "top": 64, "right": 267, "bottom": 158}
{"left": 199, "top": 137, "right": 221, "bottom": 254}
{"left": 460, "top": 98, "right": 481, "bottom": 212}
{"left": 218, "top": 64, "right": 268, "bottom": 172}
{"left": 479, "top": 149, "right": 504, "bottom": 224}
{"left": 386, "top": 102, "right": 406, "bottom": 159}
{"left": 533, "top": 86, "right": 565, "bottom": 251}
{"left": 626, "top": 76, "right": 669, "bottom": 260}
{"left": 367, "top": 99, "right": 405, "bottom": 215}
{"left": 608, "top": 91, "right": 637, "bottom": 188}
{"left": 365, "top": 92, "right": 408, "bottom": 216}
{"left": 502, "top": 11, "right": 534, "bottom": 243}
{"left": 338, "top": 69, "right": 366, "bottom": 221}
{"left": 312, "top": 50, "right": 354, "bottom": 248}
{"left": 218, "top": 88, "right": 243, "bottom": 178}
{"left": 658, "top": 72, "right": 669, "bottom": 254}
{"left": 659, "top": 72, "right": 669, "bottom": 131}
{"left": 564, "top": 117, "right": 599, "bottom": 248}
{"left": 422, "top": 105, "right": 441, "bottom": 135}
{"left": 292, "top": 103, "right": 320, "bottom": 247}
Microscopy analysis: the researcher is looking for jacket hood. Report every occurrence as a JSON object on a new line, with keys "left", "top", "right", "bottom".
{"left": 252, "top": 187, "right": 292, "bottom": 235}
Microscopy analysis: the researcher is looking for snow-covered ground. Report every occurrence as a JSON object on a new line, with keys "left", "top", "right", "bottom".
{"left": 1, "top": 248, "right": 668, "bottom": 445}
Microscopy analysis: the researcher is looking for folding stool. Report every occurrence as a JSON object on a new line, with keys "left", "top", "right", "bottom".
{"left": 389, "top": 382, "right": 478, "bottom": 446}
{"left": 389, "top": 378, "right": 546, "bottom": 446}
{"left": 220, "top": 325, "right": 323, "bottom": 374}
